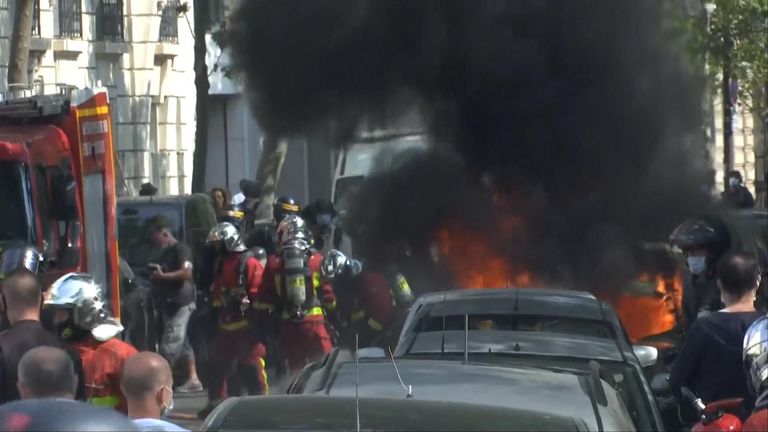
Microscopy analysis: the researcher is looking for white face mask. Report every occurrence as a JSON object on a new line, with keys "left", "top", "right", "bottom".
{"left": 729, "top": 177, "right": 740, "bottom": 188}
{"left": 687, "top": 256, "right": 707, "bottom": 276}
{"left": 161, "top": 386, "right": 174, "bottom": 417}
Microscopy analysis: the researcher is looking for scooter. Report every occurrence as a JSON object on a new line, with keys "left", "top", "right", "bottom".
{"left": 681, "top": 387, "right": 743, "bottom": 432}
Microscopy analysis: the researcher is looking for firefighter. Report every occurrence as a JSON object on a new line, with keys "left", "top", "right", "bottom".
{"left": 669, "top": 216, "right": 731, "bottom": 331}
{"left": 254, "top": 216, "right": 336, "bottom": 374}
{"left": 199, "top": 223, "right": 268, "bottom": 417}
{"left": 321, "top": 250, "right": 414, "bottom": 350}
{"left": 743, "top": 315, "right": 767, "bottom": 431}
{"left": 245, "top": 196, "right": 302, "bottom": 255}
{"left": 44, "top": 273, "right": 138, "bottom": 413}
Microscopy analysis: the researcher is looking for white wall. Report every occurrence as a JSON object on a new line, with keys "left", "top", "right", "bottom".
{"left": 0, "top": 0, "right": 196, "bottom": 195}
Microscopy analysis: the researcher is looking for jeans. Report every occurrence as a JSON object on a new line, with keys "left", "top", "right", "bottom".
{"left": 159, "top": 302, "right": 196, "bottom": 366}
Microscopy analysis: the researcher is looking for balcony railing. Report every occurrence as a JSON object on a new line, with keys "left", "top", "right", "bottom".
{"left": 159, "top": 0, "right": 179, "bottom": 43}
{"left": 31, "top": 0, "right": 41, "bottom": 37}
{"left": 58, "top": 0, "right": 82, "bottom": 39}
{"left": 97, "top": 0, "right": 124, "bottom": 41}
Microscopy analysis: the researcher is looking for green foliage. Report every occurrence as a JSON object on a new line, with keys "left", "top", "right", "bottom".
{"left": 677, "top": 0, "right": 768, "bottom": 118}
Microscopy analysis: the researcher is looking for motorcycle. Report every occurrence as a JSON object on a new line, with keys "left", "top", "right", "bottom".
{"left": 681, "top": 387, "right": 743, "bottom": 432}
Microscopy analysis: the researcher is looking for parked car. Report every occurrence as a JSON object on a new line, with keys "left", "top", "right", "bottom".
{"left": 202, "top": 395, "right": 590, "bottom": 431}
{"left": 391, "top": 288, "right": 664, "bottom": 431}
{"left": 288, "top": 348, "right": 637, "bottom": 431}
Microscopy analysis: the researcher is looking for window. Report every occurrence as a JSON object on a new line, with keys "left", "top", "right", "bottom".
{"left": 0, "top": 161, "right": 33, "bottom": 244}
{"left": 58, "top": 0, "right": 82, "bottom": 39}
{"left": 117, "top": 203, "right": 183, "bottom": 270}
{"left": 96, "top": 0, "right": 124, "bottom": 41}
{"left": 158, "top": 0, "right": 179, "bottom": 43}
{"left": 31, "top": 0, "right": 41, "bottom": 37}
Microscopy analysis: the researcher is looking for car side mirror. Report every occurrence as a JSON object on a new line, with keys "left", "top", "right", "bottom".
{"left": 651, "top": 373, "right": 670, "bottom": 396}
{"left": 633, "top": 345, "right": 658, "bottom": 368}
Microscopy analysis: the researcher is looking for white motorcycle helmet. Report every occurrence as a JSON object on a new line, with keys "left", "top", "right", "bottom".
{"left": 45, "top": 273, "right": 123, "bottom": 342}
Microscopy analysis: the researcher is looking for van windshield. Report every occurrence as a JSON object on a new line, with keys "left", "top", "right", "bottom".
{"left": 117, "top": 203, "right": 183, "bottom": 271}
{"left": 0, "top": 161, "right": 32, "bottom": 245}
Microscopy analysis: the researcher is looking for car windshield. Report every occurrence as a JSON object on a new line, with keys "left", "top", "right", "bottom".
{"left": 117, "top": 202, "right": 183, "bottom": 270}
{"left": 0, "top": 161, "right": 32, "bottom": 244}
{"left": 415, "top": 313, "right": 615, "bottom": 339}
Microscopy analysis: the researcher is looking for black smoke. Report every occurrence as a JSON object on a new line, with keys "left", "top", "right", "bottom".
{"left": 229, "top": 0, "right": 714, "bottom": 293}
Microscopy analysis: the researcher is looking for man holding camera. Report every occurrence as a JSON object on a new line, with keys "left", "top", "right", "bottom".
{"left": 147, "top": 217, "right": 203, "bottom": 393}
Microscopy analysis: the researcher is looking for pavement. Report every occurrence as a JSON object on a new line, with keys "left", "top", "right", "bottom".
{"left": 171, "top": 390, "right": 207, "bottom": 431}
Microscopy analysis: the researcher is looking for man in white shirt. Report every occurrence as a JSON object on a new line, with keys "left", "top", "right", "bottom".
{"left": 122, "top": 351, "right": 189, "bottom": 432}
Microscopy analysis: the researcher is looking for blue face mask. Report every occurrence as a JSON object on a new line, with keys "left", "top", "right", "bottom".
{"left": 687, "top": 256, "right": 707, "bottom": 276}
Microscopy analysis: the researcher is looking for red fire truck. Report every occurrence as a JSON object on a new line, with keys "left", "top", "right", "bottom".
{"left": 0, "top": 86, "right": 121, "bottom": 318}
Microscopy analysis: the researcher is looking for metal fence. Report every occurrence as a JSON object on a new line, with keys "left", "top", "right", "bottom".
{"left": 158, "top": 0, "right": 179, "bottom": 43}
{"left": 97, "top": 0, "right": 124, "bottom": 41}
{"left": 58, "top": 0, "right": 82, "bottom": 39}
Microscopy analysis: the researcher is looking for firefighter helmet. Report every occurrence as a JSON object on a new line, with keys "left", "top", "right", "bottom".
{"left": 277, "top": 215, "right": 311, "bottom": 250}
{"left": 321, "top": 250, "right": 362, "bottom": 280}
{"left": 206, "top": 222, "right": 247, "bottom": 252}
{"left": 45, "top": 273, "right": 123, "bottom": 342}
{"left": 669, "top": 216, "right": 731, "bottom": 255}
{"left": 744, "top": 315, "right": 768, "bottom": 394}
{"left": 274, "top": 196, "right": 301, "bottom": 223}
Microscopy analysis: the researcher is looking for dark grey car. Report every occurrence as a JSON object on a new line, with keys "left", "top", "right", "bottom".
{"left": 392, "top": 288, "right": 664, "bottom": 431}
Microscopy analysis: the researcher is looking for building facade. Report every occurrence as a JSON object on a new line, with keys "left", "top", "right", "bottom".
{"left": 0, "top": 0, "right": 196, "bottom": 195}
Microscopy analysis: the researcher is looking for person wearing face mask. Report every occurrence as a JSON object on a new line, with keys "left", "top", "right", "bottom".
{"left": 721, "top": 170, "right": 756, "bottom": 209}
{"left": 669, "top": 215, "right": 732, "bottom": 331}
{"left": 301, "top": 199, "right": 338, "bottom": 252}
{"left": 122, "top": 351, "right": 189, "bottom": 432}
{"left": 44, "top": 272, "right": 138, "bottom": 413}
{"left": 669, "top": 252, "right": 763, "bottom": 424}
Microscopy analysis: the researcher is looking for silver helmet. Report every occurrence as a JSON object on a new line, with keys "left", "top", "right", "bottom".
{"left": 206, "top": 222, "right": 247, "bottom": 252}
{"left": 321, "top": 249, "right": 362, "bottom": 280}
{"left": 744, "top": 315, "right": 768, "bottom": 394}
{"left": 278, "top": 215, "right": 312, "bottom": 251}
{"left": 45, "top": 273, "right": 123, "bottom": 342}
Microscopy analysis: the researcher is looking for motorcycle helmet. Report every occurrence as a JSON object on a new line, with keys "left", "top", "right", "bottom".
{"left": 0, "top": 399, "right": 139, "bottom": 431}
{"left": 321, "top": 250, "right": 362, "bottom": 280}
{"left": 206, "top": 222, "right": 247, "bottom": 252}
{"left": 743, "top": 315, "right": 768, "bottom": 394}
{"left": 669, "top": 216, "right": 731, "bottom": 256}
{"left": 274, "top": 196, "right": 301, "bottom": 224}
{"left": 45, "top": 273, "right": 123, "bottom": 342}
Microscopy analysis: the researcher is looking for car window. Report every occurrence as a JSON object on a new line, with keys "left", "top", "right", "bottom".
{"left": 415, "top": 314, "right": 614, "bottom": 339}
{"left": 117, "top": 203, "right": 183, "bottom": 271}
{"left": 602, "top": 362, "right": 656, "bottom": 431}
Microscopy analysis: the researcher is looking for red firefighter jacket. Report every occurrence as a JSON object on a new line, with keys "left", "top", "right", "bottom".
{"left": 340, "top": 271, "right": 396, "bottom": 333}
{"left": 72, "top": 337, "right": 138, "bottom": 413}
{"left": 212, "top": 252, "right": 264, "bottom": 330}
{"left": 255, "top": 252, "right": 336, "bottom": 322}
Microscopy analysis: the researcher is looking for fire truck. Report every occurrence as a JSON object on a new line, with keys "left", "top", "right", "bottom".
{"left": 0, "top": 86, "right": 121, "bottom": 318}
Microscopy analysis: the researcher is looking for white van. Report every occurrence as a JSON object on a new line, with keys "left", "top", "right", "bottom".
{"left": 331, "top": 131, "right": 429, "bottom": 254}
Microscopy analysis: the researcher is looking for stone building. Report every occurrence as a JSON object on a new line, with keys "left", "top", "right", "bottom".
{"left": 0, "top": 0, "right": 196, "bottom": 195}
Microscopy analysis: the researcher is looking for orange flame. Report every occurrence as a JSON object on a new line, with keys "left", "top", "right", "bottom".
{"left": 608, "top": 272, "right": 683, "bottom": 342}
{"left": 435, "top": 221, "right": 533, "bottom": 289}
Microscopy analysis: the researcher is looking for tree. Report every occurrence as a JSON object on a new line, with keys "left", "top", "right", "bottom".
{"left": 7, "top": 0, "right": 35, "bottom": 86}
{"left": 191, "top": 0, "right": 210, "bottom": 193}
{"left": 209, "top": 25, "right": 286, "bottom": 221}
{"left": 677, "top": 0, "right": 768, "bottom": 187}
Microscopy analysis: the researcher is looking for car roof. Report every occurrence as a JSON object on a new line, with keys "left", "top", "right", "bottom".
{"left": 415, "top": 288, "right": 606, "bottom": 321}
{"left": 204, "top": 395, "right": 584, "bottom": 431}
{"left": 306, "top": 359, "right": 634, "bottom": 431}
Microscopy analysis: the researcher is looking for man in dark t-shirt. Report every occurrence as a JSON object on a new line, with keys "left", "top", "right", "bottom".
{"left": 147, "top": 218, "right": 203, "bottom": 392}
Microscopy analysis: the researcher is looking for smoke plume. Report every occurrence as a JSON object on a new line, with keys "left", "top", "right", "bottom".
{"left": 229, "top": 0, "right": 713, "bottom": 293}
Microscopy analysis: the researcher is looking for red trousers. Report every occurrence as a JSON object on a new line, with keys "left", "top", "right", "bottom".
{"left": 278, "top": 320, "right": 332, "bottom": 372}
{"left": 208, "top": 326, "right": 268, "bottom": 400}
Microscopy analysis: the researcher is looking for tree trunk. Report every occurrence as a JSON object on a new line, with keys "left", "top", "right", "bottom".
{"left": 254, "top": 135, "right": 288, "bottom": 221}
{"left": 191, "top": 0, "right": 210, "bottom": 193}
{"left": 8, "top": 0, "right": 35, "bottom": 86}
